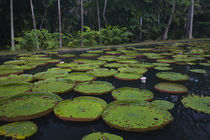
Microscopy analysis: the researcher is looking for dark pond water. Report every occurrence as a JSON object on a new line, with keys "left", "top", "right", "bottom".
{"left": 0, "top": 45, "right": 209, "bottom": 140}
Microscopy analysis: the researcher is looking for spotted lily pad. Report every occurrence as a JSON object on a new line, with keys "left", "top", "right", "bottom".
{"left": 65, "top": 72, "right": 96, "bottom": 83}
{"left": 151, "top": 100, "right": 174, "bottom": 110}
{"left": 0, "top": 92, "right": 62, "bottom": 121}
{"left": 0, "top": 121, "right": 38, "bottom": 139}
{"left": 189, "top": 69, "right": 207, "bottom": 74}
{"left": 74, "top": 81, "right": 115, "bottom": 95}
{"left": 112, "top": 87, "right": 153, "bottom": 101}
{"left": 0, "top": 74, "right": 34, "bottom": 85}
{"left": 114, "top": 73, "right": 142, "bottom": 80}
{"left": 154, "top": 82, "right": 188, "bottom": 94}
{"left": 102, "top": 101, "right": 173, "bottom": 132}
{"left": 82, "top": 132, "right": 123, "bottom": 140}
{"left": 0, "top": 82, "right": 32, "bottom": 98}
{"left": 32, "top": 78, "right": 75, "bottom": 94}
{"left": 87, "top": 68, "right": 117, "bottom": 77}
{"left": 181, "top": 94, "right": 210, "bottom": 114}
{"left": 54, "top": 96, "right": 107, "bottom": 121}
{"left": 156, "top": 72, "right": 189, "bottom": 82}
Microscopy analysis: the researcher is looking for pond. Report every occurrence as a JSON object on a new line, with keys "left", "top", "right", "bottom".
{"left": 0, "top": 42, "right": 209, "bottom": 140}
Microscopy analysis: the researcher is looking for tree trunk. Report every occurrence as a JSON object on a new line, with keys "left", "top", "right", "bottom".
{"left": 10, "top": 0, "right": 15, "bottom": 51}
{"left": 58, "top": 0, "right": 62, "bottom": 48}
{"left": 186, "top": 0, "right": 194, "bottom": 39}
{"left": 139, "top": 17, "right": 143, "bottom": 40}
{"left": 30, "top": 0, "right": 39, "bottom": 50}
{"left": 96, "top": 0, "right": 102, "bottom": 45}
{"left": 81, "top": 0, "right": 84, "bottom": 47}
{"left": 162, "top": 2, "right": 176, "bottom": 40}
{"left": 103, "top": 0, "right": 108, "bottom": 25}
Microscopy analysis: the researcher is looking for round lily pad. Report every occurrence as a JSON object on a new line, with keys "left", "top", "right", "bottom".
{"left": 82, "top": 132, "right": 123, "bottom": 140}
{"left": 154, "top": 82, "right": 188, "bottom": 94}
{"left": 3, "top": 60, "right": 26, "bottom": 65}
{"left": 154, "top": 66, "right": 173, "bottom": 71}
{"left": 130, "top": 63, "right": 154, "bottom": 69}
{"left": 105, "top": 63, "right": 128, "bottom": 68}
{"left": 0, "top": 121, "right": 38, "bottom": 139}
{"left": 0, "top": 68, "right": 23, "bottom": 77}
{"left": 58, "top": 54, "right": 76, "bottom": 58}
{"left": 0, "top": 82, "right": 32, "bottom": 98}
{"left": 156, "top": 72, "right": 189, "bottom": 82}
{"left": 87, "top": 68, "right": 117, "bottom": 77}
{"left": 117, "top": 59, "right": 139, "bottom": 64}
{"left": 34, "top": 71, "right": 69, "bottom": 80}
{"left": 118, "top": 67, "right": 147, "bottom": 74}
{"left": 105, "top": 51, "right": 121, "bottom": 55}
{"left": 71, "top": 64, "right": 100, "bottom": 71}
{"left": 114, "top": 73, "right": 142, "bottom": 80}
{"left": 0, "top": 74, "right": 34, "bottom": 85}
{"left": 152, "top": 63, "right": 170, "bottom": 67}
{"left": 102, "top": 101, "right": 173, "bottom": 132}
{"left": 32, "top": 78, "right": 75, "bottom": 94}
{"left": 0, "top": 92, "right": 62, "bottom": 121}
{"left": 54, "top": 96, "right": 107, "bottom": 121}
{"left": 80, "top": 53, "right": 99, "bottom": 58}
{"left": 112, "top": 87, "right": 153, "bottom": 101}
{"left": 75, "top": 81, "right": 115, "bottom": 95}
{"left": 189, "top": 69, "right": 207, "bottom": 74}
{"left": 65, "top": 72, "right": 96, "bottom": 83}
{"left": 181, "top": 94, "right": 210, "bottom": 114}
{"left": 151, "top": 100, "right": 174, "bottom": 110}
{"left": 56, "top": 62, "right": 78, "bottom": 68}
{"left": 157, "top": 59, "right": 176, "bottom": 64}
{"left": 199, "top": 63, "right": 210, "bottom": 66}
{"left": 87, "top": 50, "right": 103, "bottom": 54}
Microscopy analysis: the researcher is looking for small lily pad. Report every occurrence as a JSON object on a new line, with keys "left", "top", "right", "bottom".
{"left": 154, "top": 82, "right": 188, "bottom": 94}
{"left": 75, "top": 81, "right": 115, "bottom": 95}
{"left": 0, "top": 121, "right": 38, "bottom": 139}
{"left": 82, "top": 132, "right": 123, "bottom": 140}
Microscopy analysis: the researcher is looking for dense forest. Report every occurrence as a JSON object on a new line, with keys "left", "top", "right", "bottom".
{"left": 0, "top": 0, "right": 209, "bottom": 50}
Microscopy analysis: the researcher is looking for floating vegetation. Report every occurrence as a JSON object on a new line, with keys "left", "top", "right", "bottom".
{"left": 189, "top": 69, "right": 207, "bottom": 74}
{"left": 56, "top": 62, "right": 78, "bottom": 68}
{"left": 181, "top": 94, "right": 210, "bottom": 114}
{"left": 97, "top": 55, "right": 118, "bottom": 62}
{"left": 118, "top": 67, "right": 147, "bottom": 74}
{"left": 0, "top": 121, "right": 38, "bottom": 139}
{"left": 34, "top": 71, "right": 69, "bottom": 80}
{"left": 157, "top": 59, "right": 176, "bottom": 64}
{"left": 105, "top": 63, "right": 128, "bottom": 68}
{"left": 102, "top": 101, "right": 173, "bottom": 132}
{"left": 105, "top": 51, "right": 121, "bottom": 55}
{"left": 199, "top": 63, "right": 210, "bottom": 67}
{"left": 152, "top": 63, "right": 170, "bottom": 67}
{"left": 151, "top": 100, "right": 174, "bottom": 110}
{"left": 87, "top": 50, "right": 103, "bottom": 54}
{"left": 75, "top": 81, "right": 115, "bottom": 95}
{"left": 114, "top": 72, "right": 142, "bottom": 80}
{"left": 0, "top": 74, "right": 34, "bottom": 85}
{"left": 87, "top": 68, "right": 117, "bottom": 77}
{"left": 117, "top": 59, "right": 139, "bottom": 64}
{"left": 82, "top": 132, "right": 123, "bottom": 140}
{"left": 112, "top": 87, "right": 153, "bottom": 101}
{"left": 71, "top": 64, "right": 100, "bottom": 71}
{"left": 32, "top": 78, "right": 75, "bottom": 94}
{"left": 57, "top": 54, "right": 76, "bottom": 58}
{"left": 0, "top": 93, "right": 62, "bottom": 121}
{"left": 154, "top": 66, "right": 173, "bottom": 71}
{"left": 130, "top": 63, "right": 154, "bottom": 68}
{"left": 80, "top": 53, "right": 99, "bottom": 57}
{"left": 54, "top": 96, "right": 107, "bottom": 121}
{"left": 154, "top": 82, "right": 188, "bottom": 94}
{"left": 155, "top": 72, "right": 189, "bottom": 82}
{"left": 65, "top": 72, "right": 96, "bottom": 82}
{"left": 0, "top": 67, "right": 23, "bottom": 77}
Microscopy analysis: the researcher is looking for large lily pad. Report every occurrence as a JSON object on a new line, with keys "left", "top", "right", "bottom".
{"left": 154, "top": 66, "right": 173, "bottom": 71}
{"left": 102, "top": 101, "right": 173, "bottom": 132}
{"left": 87, "top": 68, "right": 117, "bottom": 77}
{"left": 154, "top": 82, "right": 188, "bottom": 94}
{"left": 0, "top": 82, "right": 32, "bottom": 98}
{"left": 58, "top": 54, "right": 76, "bottom": 58}
{"left": 82, "top": 132, "right": 123, "bottom": 140}
{"left": 32, "top": 78, "right": 75, "bottom": 94}
{"left": 0, "top": 74, "right": 34, "bottom": 85}
{"left": 75, "top": 81, "right": 115, "bottom": 95}
{"left": 181, "top": 94, "right": 210, "bottom": 114}
{"left": 112, "top": 87, "right": 153, "bottom": 101}
{"left": 0, "top": 92, "right": 62, "bottom": 121}
{"left": 0, "top": 68, "right": 23, "bottom": 77}
{"left": 118, "top": 67, "right": 147, "bottom": 74}
{"left": 0, "top": 121, "right": 38, "bottom": 139}
{"left": 114, "top": 72, "right": 142, "bottom": 80}
{"left": 80, "top": 53, "right": 99, "bottom": 57}
{"left": 189, "top": 69, "right": 207, "bottom": 74}
{"left": 71, "top": 64, "right": 100, "bottom": 71}
{"left": 104, "top": 63, "right": 128, "bottom": 68}
{"left": 54, "top": 96, "right": 107, "bottom": 121}
{"left": 56, "top": 62, "right": 78, "bottom": 68}
{"left": 34, "top": 71, "right": 69, "bottom": 80}
{"left": 65, "top": 72, "right": 96, "bottom": 82}
{"left": 151, "top": 100, "right": 174, "bottom": 110}
{"left": 156, "top": 72, "right": 189, "bottom": 82}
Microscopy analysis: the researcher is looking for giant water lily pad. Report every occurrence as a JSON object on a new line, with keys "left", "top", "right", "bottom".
{"left": 82, "top": 132, "right": 123, "bottom": 140}
{"left": 0, "top": 68, "right": 23, "bottom": 77}
{"left": 56, "top": 62, "right": 78, "bottom": 68}
{"left": 0, "top": 74, "right": 34, "bottom": 85}
{"left": 75, "top": 81, "right": 115, "bottom": 95}
{"left": 87, "top": 68, "right": 117, "bottom": 77}
{"left": 65, "top": 72, "right": 96, "bottom": 82}
{"left": 0, "top": 92, "right": 62, "bottom": 121}
{"left": 189, "top": 69, "right": 207, "bottom": 74}
{"left": 32, "top": 78, "right": 75, "bottom": 94}
{"left": 155, "top": 82, "right": 188, "bottom": 94}
{"left": 151, "top": 100, "right": 174, "bottom": 110}
{"left": 181, "top": 94, "right": 210, "bottom": 114}
{"left": 80, "top": 53, "right": 99, "bottom": 58}
{"left": 157, "top": 59, "right": 176, "bottom": 64}
{"left": 0, "top": 82, "right": 32, "bottom": 98}
{"left": 118, "top": 67, "right": 147, "bottom": 74}
{"left": 58, "top": 54, "right": 76, "bottom": 58}
{"left": 34, "top": 71, "right": 69, "bottom": 80}
{"left": 154, "top": 66, "right": 173, "bottom": 71}
{"left": 71, "top": 64, "right": 100, "bottom": 71}
{"left": 87, "top": 50, "right": 103, "bottom": 54}
{"left": 114, "top": 73, "right": 142, "bottom": 80}
{"left": 3, "top": 60, "right": 26, "bottom": 65}
{"left": 102, "top": 101, "right": 173, "bottom": 132}
{"left": 104, "top": 63, "right": 128, "bottom": 68}
{"left": 0, "top": 121, "right": 38, "bottom": 139}
{"left": 112, "top": 87, "right": 153, "bottom": 101}
{"left": 156, "top": 72, "right": 189, "bottom": 82}
{"left": 54, "top": 96, "right": 107, "bottom": 121}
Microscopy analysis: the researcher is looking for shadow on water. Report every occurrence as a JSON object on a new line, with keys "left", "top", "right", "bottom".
{"left": 0, "top": 46, "right": 209, "bottom": 140}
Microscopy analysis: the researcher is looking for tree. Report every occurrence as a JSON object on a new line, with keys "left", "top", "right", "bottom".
{"left": 103, "top": 0, "right": 108, "bottom": 25}
{"left": 81, "top": 0, "right": 84, "bottom": 47}
{"left": 186, "top": 0, "right": 194, "bottom": 39}
{"left": 30, "top": 0, "right": 39, "bottom": 50}
{"left": 57, "top": 0, "right": 62, "bottom": 48}
{"left": 10, "top": 0, "right": 15, "bottom": 51}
